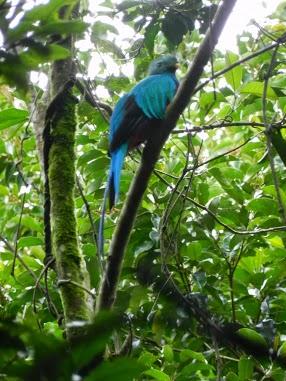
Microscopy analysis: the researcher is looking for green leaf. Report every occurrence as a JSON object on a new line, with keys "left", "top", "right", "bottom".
{"left": 269, "top": 129, "right": 286, "bottom": 167}
{"left": 20, "top": 44, "right": 70, "bottom": 67}
{"left": 36, "top": 20, "right": 88, "bottom": 36}
{"left": 179, "top": 349, "right": 205, "bottom": 363}
{"left": 277, "top": 341, "right": 286, "bottom": 360}
{"left": 94, "top": 38, "right": 125, "bottom": 58}
{"left": 144, "top": 368, "right": 171, "bottom": 381}
{"left": 209, "top": 167, "right": 245, "bottom": 204}
{"left": 7, "top": 22, "right": 35, "bottom": 43}
{"left": 24, "top": 0, "right": 77, "bottom": 22}
{"left": 105, "top": 76, "right": 130, "bottom": 92}
{"left": 0, "top": 184, "right": 9, "bottom": 196}
{"left": 0, "top": 53, "right": 28, "bottom": 90}
{"left": 240, "top": 81, "right": 276, "bottom": 99}
{"left": 237, "top": 328, "right": 268, "bottom": 348}
{"left": 238, "top": 356, "right": 254, "bottom": 381}
{"left": 145, "top": 21, "right": 160, "bottom": 55}
{"left": 225, "top": 51, "right": 243, "bottom": 91}
{"left": 85, "top": 358, "right": 142, "bottom": 381}
{"left": 92, "top": 21, "right": 118, "bottom": 37}
{"left": 18, "top": 236, "right": 43, "bottom": 248}
{"left": 181, "top": 242, "right": 202, "bottom": 261}
{"left": 246, "top": 197, "right": 278, "bottom": 216}
{"left": 21, "top": 216, "right": 43, "bottom": 232}
{"left": 0, "top": 108, "right": 28, "bottom": 130}
{"left": 226, "top": 372, "right": 239, "bottom": 381}
{"left": 180, "top": 362, "right": 214, "bottom": 378}
{"left": 117, "top": 1, "right": 139, "bottom": 11}
{"left": 82, "top": 243, "right": 97, "bottom": 258}
{"left": 162, "top": 12, "right": 190, "bottom": 46}
{"left": 162, "top": 345, "right": 174, "bottom": 362}
{"left": 78, "top": 150, "right": 102, "bottom": 166}
{"left": 138, "top": 351, "right": 157, "bottom": 368}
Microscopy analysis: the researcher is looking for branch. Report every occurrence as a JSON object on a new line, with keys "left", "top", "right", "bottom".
{"left": 172, "top": 121, "right": 270, "bottom": 134}
{"left": 75, "top": 78, "right": 112, "bottom": 116}
{"left": 96, "top": 0, "right": 238, "bottom": 311}
{"left": 155, "top": 170, "right": 286, "bottom": 236}
{"left": 193, "top": 41, "right": 280, "bottom": 94}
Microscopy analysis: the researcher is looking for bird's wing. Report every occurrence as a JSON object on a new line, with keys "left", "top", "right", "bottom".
{"left": 132, "top": 73, "right": 178, "bottom": 119}
{"left": 109, "top": 74, "right": 178, "bottom": 152}
{"left": 109, "top": 94, "right": 147, "bottom": 153}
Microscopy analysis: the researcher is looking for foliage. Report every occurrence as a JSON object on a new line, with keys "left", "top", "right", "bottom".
{"left": 0, "top": 0, "right": 87, "bottom": 90}
{"left": 1, "top": 0, "right": 286, "bottom": 380}
{"left": 0, "top": 312, "right": 143, "bottom": 380}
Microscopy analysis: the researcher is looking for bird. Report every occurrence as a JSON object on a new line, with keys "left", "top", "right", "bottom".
{"left": 108, "top": 54, "right": 179, "bottom": 208}
{"left": 98, "top": 55, "right": 179, "bottom": 262}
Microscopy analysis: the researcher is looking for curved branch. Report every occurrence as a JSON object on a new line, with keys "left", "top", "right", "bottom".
{"left": 96, "top": 0, "right": 238, "bottom": 311}
{"left": 193, "top": 41, "right": 280, "bottom": 94}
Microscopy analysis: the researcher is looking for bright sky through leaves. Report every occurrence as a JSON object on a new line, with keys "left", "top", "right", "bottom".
{"left": 218, "top": 0, "right": 283, "bottom": 51}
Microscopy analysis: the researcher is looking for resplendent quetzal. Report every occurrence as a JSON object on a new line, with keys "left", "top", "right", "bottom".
{"left": 98, "top": 55, "right": 179, "bottom": 261}
{"left": 108, "top": 54, "right": 179, "bottom": 208}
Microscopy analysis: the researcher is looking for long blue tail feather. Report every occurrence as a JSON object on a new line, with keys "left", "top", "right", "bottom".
{"left": 98, "top": 175, "right": 109, "bottom": 274}
{"left": 98, "top": 143, "right": 128, "bottom": 271}
{"left": 109, "top": 143, "right": 128, "bottom": 207}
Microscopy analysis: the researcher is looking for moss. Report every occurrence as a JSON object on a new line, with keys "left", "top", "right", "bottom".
{"left": 48, "top": 91, "right": 92, "bottom": 333}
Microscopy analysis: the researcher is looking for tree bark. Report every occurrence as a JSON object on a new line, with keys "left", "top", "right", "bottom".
{"left": 45, "top": 4, "right": 93, "bottom": 339}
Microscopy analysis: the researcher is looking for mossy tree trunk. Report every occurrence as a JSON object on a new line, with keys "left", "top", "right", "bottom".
{"left": 46, "top": 4, "right": 93, "bottom": 340}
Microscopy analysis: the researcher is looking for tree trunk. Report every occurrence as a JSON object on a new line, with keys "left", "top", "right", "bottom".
{"left": 45, "top": 4, "right": 93, "bottom": 340}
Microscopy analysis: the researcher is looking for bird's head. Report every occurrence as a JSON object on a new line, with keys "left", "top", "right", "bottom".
{"left": 148, "top": 55, "right": 178, "bottom": 75}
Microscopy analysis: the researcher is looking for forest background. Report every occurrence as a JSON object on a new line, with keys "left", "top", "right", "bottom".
{"left": 1, "top": 0, "right": 286, "bottom": 380}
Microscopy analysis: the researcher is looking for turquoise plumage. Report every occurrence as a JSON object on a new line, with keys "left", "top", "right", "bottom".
{"left": 98, "top": 55, "right": 179, "bottom": 261}
{"left": 108, "top": 55, "right": 179, "bottom": 207}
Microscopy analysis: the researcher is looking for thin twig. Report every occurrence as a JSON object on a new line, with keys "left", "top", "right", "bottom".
{"left": 32, "top": 257, "right": 59, "bottom": 318}
{"left": 155, "top": 171, "right": 286, "bottom": 236}
{"left": 57, "top": 279, "right": 96, "bottom": 298}
{"left": 11, "top": 193, "right": 26, "bottom": 276}
{"left": 76, "top": 175, "right": 98, "bottom": 244}
{"left": 194, "top": 41, "right": 281, "bottom": 95}
{"left": 262, "top": 44, "right": 286, "bottom": 224}
{"left": 172, "top": 121, "right": 275, "bottom": 134}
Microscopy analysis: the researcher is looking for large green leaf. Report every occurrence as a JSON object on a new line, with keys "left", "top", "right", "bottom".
{"left": 238, "top": 356, "right": 254, "bottom": 381}
{"left": 0, "top": 108, "right": 28, "bottom": 130}
{"left": 144, "top": 369, "right": 171, "bottom": 381}
{"left": 20, "top": 44, "right": 70, "bottom": 67}
{"left": 18, "top": 236, "right": 43, "bottom": 248}
{"left": 24, "top": 0, "right": 77, "bottom": 22}
{"left": 240, "top": 81, "right": 276, "bottom": 99}
{"left": 36, "top": 20, "right": 88, "bottom": 36}
{"left": 224, "top": 51, "right": 243, "bottom": 91}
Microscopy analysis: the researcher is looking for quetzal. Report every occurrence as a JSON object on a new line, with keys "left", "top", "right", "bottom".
{"left": 98, "top": 55, "right": 179, "bottom": 259}
{"left": 108, "top": 54, "right": 179, "bottom": 208}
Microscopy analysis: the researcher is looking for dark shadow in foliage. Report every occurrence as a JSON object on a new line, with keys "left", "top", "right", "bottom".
{"left": 117, "top": 0, "right": 218, "bottom": 52}
{"left": 136, "top": 251, "right": 286, "bottom": 368}
{"left": 267, "top": 128, "right": 286, "bottom": 167}
{"left": 0, "top": 312, "right": 143, "bottom": 381}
